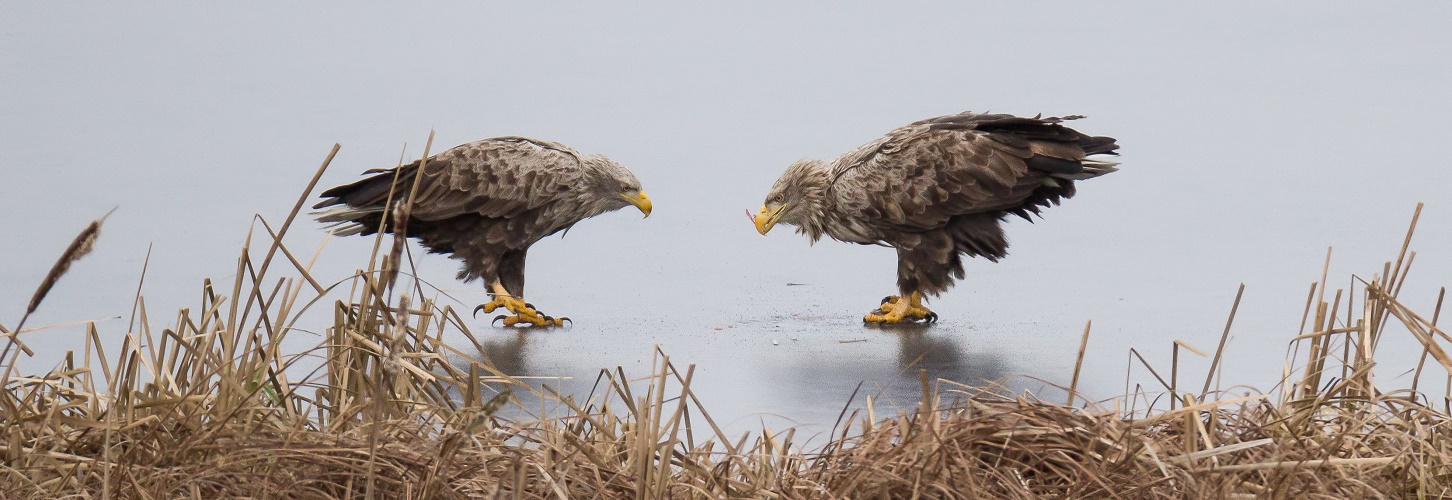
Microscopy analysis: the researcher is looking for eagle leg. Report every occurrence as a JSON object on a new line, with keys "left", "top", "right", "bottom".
{"left": 474, "top": 282, "right": 568, "bottom": 328}
{"left": 865, "top": 293, "right": 935, "bottom": 324}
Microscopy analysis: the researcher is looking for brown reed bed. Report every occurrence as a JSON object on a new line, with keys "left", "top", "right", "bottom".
{"left": 3, "top": 146, "right": 1450, "bottom": 498}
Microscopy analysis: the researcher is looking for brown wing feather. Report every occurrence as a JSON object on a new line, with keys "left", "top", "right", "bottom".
{"left": 315, "top": 137, "right": 583, "bottom": 222}
{"left": 824, "top": 111, "right": 1117, "bottom": 297}
{"left": 829, "top": 112, "right": 1114, "bottom": 232}
{"left": 314, "top": 136, "right": 628, "bottom": 290}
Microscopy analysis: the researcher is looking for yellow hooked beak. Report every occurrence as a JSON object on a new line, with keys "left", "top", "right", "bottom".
{"left": 754, "top": 204, "right": 785, "bottom": 235}
{"left": 622, "top": 191, "right": 652, "bottom": 218}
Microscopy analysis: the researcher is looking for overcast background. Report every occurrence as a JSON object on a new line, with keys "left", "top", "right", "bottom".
{"left": 3, "top": 3, "right": 1450, "bottom": 436}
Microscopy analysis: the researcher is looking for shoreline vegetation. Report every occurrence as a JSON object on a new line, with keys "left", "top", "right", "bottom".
{"left": 3, "top": 146, "right": 1448, "bottom": 498}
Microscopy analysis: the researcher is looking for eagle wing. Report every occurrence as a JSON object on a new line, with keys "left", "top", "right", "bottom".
{"left": 828, "top": 112, "right": 1117, "bottom": 232}
{"left": 314, "top": 137, "right": 584, "bottom": 231}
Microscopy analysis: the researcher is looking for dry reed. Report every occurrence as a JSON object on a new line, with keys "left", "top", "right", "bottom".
{"left": 2, "top": 207, "right": 116, "bottom": 383}
{"left": 2, "top": 147, "right": 1448, "bottom": 498}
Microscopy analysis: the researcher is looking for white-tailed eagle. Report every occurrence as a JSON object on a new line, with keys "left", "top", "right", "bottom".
{"left": 753, "top": 111, "right": 1118, "bottom": 324}
{"left": 315, "top": 137, "right": 651, "bottom": 327}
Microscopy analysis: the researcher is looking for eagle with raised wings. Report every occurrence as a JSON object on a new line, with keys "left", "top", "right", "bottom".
{"left": 314, "top": 137, "right": 652, "bottom": 327}
{"left": 752, "top": 111, "right": 1119, "bottom": 324}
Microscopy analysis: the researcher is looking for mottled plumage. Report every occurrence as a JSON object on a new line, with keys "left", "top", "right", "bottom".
{"left": 314, "top": 137, "right": 650, "bottom": 325}
{"left": 755, "top": 111, "right": 1119, "bottom": 322}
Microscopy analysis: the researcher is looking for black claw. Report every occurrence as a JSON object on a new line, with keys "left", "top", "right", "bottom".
{"left": 881, "top": 295, "right": 895, "bottom": 305}
{"left": 492, "top": 314, "right": 508, "bottom": 327}
{"left": 473, "top": 304, "right": 487, "bottom": 318}
{"left": 524, "top": 302, "right": 535, "bottom": 310}
{"left": 926, "top": 312, "right": 939, "bottom": 323}
{"left": 559, "top": 317, "right": 572, "bottom": 326}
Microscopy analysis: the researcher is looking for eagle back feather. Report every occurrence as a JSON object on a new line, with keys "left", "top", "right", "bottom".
{"left": 826, "top": 111, "right": 1118, "bottom": 234}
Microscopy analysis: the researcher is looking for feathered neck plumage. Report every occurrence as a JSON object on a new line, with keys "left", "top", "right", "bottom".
{"left": 788, "top": 160, "right": 832, "bottom": 243}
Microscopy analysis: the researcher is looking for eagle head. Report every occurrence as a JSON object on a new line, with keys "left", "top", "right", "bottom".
{"left": 585, "top": 155, "right": 651, "bottom": 218}
{"left": 754, "top": 159, "right": 828, "bottom": 238}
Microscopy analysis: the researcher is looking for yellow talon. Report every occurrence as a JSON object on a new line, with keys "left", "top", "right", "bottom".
{"left": 477, "top": 297, "right": 510, "bottom": 314}
{"left": 498, "top": 314, "right": 566, "bottom": 328}
{"left": 864, "top": 292, "right": 937, "bottom": 324}
{"left": 474, "top": 295, "right": 539, "bottom": 318}
{"left": 475, "top": 282, "right": 569, "bottom": 328}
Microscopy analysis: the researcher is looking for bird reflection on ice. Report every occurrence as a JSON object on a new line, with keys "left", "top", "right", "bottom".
{"left": 453, "top": 314, "right": 1067, "bottom": 438}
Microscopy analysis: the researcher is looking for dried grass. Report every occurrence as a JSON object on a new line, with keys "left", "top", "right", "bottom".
{"left": 2, "top": 207, "right": 116, "bottom": 381}
{"left": 3, "top": 147, "right": 1449, "bottom": 498}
